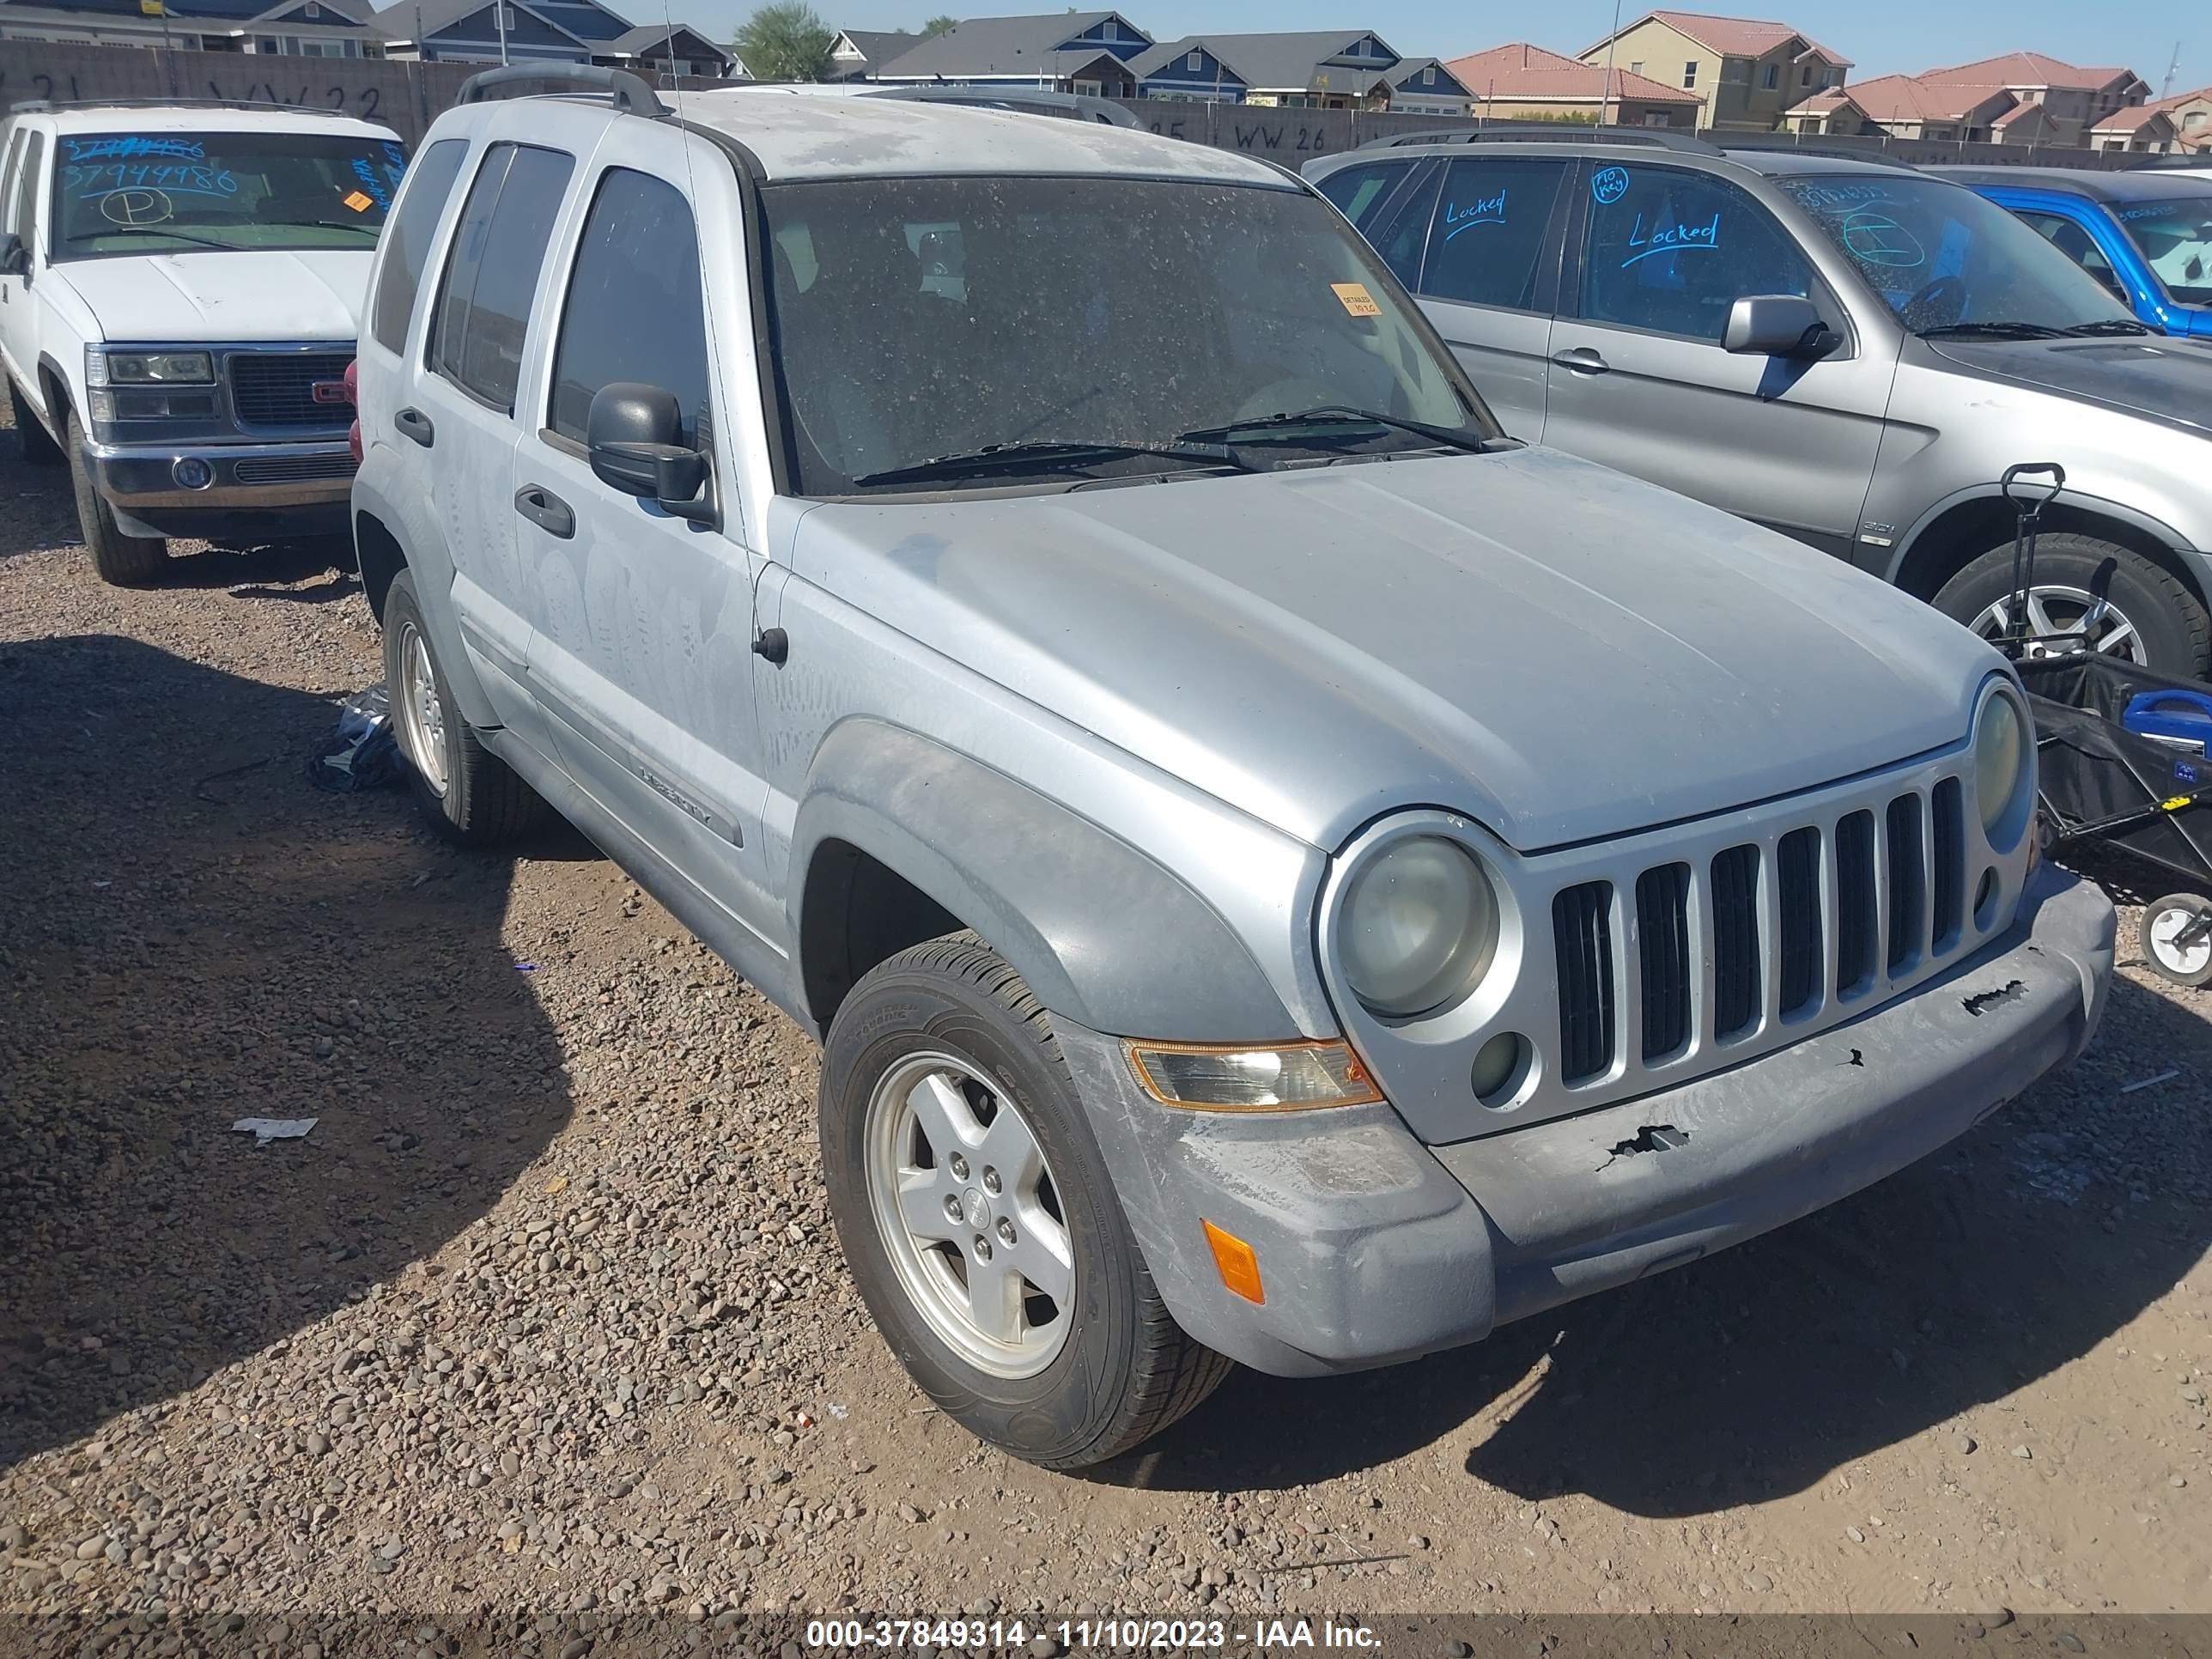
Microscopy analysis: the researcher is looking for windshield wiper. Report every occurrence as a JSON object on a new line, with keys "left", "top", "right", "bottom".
{"left": 852, "top": 438, "right": 1256, "bottom": 489}
{"left": 1916, "top": 320, "right": 2069, "bottom": 340}
{"left": 278, "top": 219, "right": 380, "bottom": 235}
{"left": 1179, "top": 405, "right": 1490, "bottom": 453}
{"left": 2062, "top": 319, "right": 2152, "bottom": 337}
{"left": 64, "top": 227, "right": 238, "bottom": 252}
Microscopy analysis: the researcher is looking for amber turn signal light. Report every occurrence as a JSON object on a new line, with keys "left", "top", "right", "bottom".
{"left": 1202, "top": 1219, "right": 1265, "bottom": 1305}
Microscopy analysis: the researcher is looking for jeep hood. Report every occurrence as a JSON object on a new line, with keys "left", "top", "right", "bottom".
{"left": 58, "top": 249, "right": 371, "bottom": 343}
{"left": 1926, "top": 333, "right": 2212, "bottom": 439}
{"left": 792, "top": 447, "right": 1992, "bottom": 853}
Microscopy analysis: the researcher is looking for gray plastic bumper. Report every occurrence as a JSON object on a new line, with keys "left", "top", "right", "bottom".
{"left": 1056, "top": 866, "right": 2113, "bottom": 1377}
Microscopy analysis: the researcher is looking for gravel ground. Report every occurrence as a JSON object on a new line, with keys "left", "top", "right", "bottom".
{"left": 3, "top": 401, "right": 2211, "bottom": 1641}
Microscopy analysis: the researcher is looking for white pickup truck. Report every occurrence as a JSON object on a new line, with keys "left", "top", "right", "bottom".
{"left": 0, "top": 100, "right": 405, "bottom": 583}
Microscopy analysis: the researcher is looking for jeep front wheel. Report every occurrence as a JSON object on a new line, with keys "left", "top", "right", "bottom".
{"left": 819, "top": 935, "right": 1231, "bottom": 1468}
{"left": 65, "top": 410, "right": 167, "bottom": 586}
{"left": 1932, "top": 535, "right": 2209, "bottom": 677}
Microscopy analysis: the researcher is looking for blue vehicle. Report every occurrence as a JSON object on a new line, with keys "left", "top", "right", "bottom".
{"left": 1929, "top": 165, "right": 2212, "bottom": 338}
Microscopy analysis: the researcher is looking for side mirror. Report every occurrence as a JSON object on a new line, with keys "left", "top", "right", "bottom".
{"left": 0, "top": 234, "right": 28, "bottom": 277}
{"left": 1723, "top": 294, "right": 1835, "bottom": 358}
{"left": 586, "top": 381, "right": 714, "bottom": 525}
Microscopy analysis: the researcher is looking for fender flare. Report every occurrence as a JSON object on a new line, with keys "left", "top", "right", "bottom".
{"left": 349, "top": 468, "right": 504, "bottom": 731}
{"left": 1885, "top": 482, "right": 2207, "bottom": 588}
{"left": 790, "top": 720, "right": 1300, "bottom": 1042}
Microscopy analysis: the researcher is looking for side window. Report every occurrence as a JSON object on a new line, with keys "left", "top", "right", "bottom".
{"left": 1316, "top": 161, "right": 1436, "bottom": 289}
{"left": 370, "top": 137, "right": 469, "bottom": 354}
{"left": 429, "top": 142, "right": 574, "bottom": 413}
{"left": 1420, "top": 157, "right": 1569, "bottom": 311}
{"left": 13, "top": 131, "right": 46, "bottom": 249}
{"left": 547, "top": 168, "right": 709, "bottom": 447}
{"left": 1577, "top": 164, "right": 1814, "bottom": 343}
{"left": 2014, "top": 208, "right": 2127, "bottom": 300}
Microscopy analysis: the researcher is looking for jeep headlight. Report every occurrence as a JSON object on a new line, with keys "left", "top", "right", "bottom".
{"left": 1974, "top": 687, "right": 2031, "bottom": 846}
{"left": 1339, "top": 835, "right": 1499, "bottom": 1017}
{"left": 87, "top": 348, "right": 214, "bottom": 386}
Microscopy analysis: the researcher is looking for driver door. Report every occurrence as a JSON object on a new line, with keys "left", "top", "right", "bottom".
{"left": 1543, "top": 161, "right": 1889, "bottom": 558}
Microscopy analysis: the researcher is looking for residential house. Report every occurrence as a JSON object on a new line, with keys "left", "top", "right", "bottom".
{"left": 1443, "top": 41, "right": 1700, "bottom": 127}
{"left": 1842, "top": 70, "right": 2014, "bottom": 142}
{"left": 1125, "top": 30, "right": 1434, "bottom": 110}
{"left": 1375, "top": 57, "right": 1472, "bottom": 117}
{"left": 1778, "top": 87, "right": 1871, "bottom": 135}
{"left": 2087, "top": 104, "right": 2175, "bottom": 154}
{"left": 596, "top": 20, "right": 731, "bottom": 76}
{"left": 829, "top": 27, "right": 914, "bottom": 80}
{"left": 1912, "top": 52, "right": 2149, "bottom": 148}
{"left": 0, "top": 0, "right": 386, "bottom": 56}
{"left": 868, "top": 12, "right": 1152, "bottom": 97}
{"left": 373, "top": 0, "right": 720, "bottom": 66}
{"left": 2152, "top": 85, "right": 2212, "bottom": 154}
{"left": 1576, "top": 9, "right": 1850, "bottom": 131}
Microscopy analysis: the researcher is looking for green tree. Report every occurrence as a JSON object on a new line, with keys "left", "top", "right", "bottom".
{"left": 921, "top": 13, "right": 957, "bottom": 35}
{"left": 732, "top": 0, "right": 835, "bottom": 82}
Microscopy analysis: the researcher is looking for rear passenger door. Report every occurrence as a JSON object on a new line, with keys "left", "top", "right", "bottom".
{"left": 1407, "top": 155, "right": 1574, "bottom": 442}
{"left": 412, "top": 140, "right": 576, "bottom": 743}
{"left": 1542, "top": 161, "right": 1887, "bottom": 557}
{"left": 514, "top": 132, "right": 782, "bottom": 953}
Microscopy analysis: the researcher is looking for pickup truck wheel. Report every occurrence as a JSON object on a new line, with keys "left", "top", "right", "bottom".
{"left": 1933, "top": 536, "right": 2209, "bottom": 677}
{"left": 9, "top": 378, "right": 63, "bottom": 465}
{"left": 65, "top": 410, "right": 167, "bottom": 586}
{"left": 381, "top": 568, "right": 550, "bottom": 847}
{"left": 820, "top": 936, "right": 1231, "bottom": 1469}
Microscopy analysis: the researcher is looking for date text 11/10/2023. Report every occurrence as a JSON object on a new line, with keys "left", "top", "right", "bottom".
{"left": 805, "top": 1620, "right": 1383, "bottom": 1651}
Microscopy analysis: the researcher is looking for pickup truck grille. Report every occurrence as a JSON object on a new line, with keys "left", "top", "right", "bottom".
{"left": 1555, "top": 777, "right": 1970, "bottom": 1085}
{"left": 229, "top": 352, "right": 352, "bottom": 430}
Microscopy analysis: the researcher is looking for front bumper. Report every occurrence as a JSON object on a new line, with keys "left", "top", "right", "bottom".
{"left": 1057, "top": 865, "right": 2114, "bottom": 1377}
{"left": 87, "top": 436, "right": 356, "bottom": 541}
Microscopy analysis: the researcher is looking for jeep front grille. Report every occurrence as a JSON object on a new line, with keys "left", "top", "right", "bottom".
{"left": 1558, "top": 778, "right": 1970, "bottom": 1085}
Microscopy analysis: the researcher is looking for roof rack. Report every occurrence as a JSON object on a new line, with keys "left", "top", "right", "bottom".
{"left": 457, "top": 63, "right": 670, "bottom": 118}
{"left": 1359, "top": 124, "right": 1721, "bottom": 155}
{"left": 8, "top": 96, "right": 367, "bottom": 118}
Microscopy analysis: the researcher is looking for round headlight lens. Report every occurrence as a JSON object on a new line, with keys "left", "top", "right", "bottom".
{"left": 1975, "top": 692, "right": 2028, "bottom": 839}
{"left": 1340, "top": 836, "right": 1498, "bottom": 1017}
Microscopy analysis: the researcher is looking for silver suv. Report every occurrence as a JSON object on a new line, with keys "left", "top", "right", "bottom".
{"left": 1307, "top": 132, "right": 2212, "bottom": 678}
{"left": 353, "top": 69, "right": 2114, "bottom": 1468}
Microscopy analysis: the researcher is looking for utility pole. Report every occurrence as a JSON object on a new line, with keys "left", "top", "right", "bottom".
{"left": 1597, "top": 0, "right": 1623, "bottom": 126}
{"left": 495, "top": 0, "right": 509, "bottom": 66}
{"left": 2160, "top": 40, "right": 2182, "bottom": 100}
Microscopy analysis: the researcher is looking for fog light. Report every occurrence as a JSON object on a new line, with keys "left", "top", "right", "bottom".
{"left": 171, "top": 456, "right": 214, "bottom": 489}
{"left": 1469, "top": 1031, "right": 1528, "bottom": 1106}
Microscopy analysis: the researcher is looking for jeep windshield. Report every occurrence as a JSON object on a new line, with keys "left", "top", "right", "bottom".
{"left": 758, "top": 175, "right": 1494, "bottom": 495}
{"left": 52, "top": 130, "right": 408, "bottom": 260}
{"left": 1778, "top": 174, "right": 2143, "bottom": 337}
{"left": 2114, "top": 196, "right": 2212, "bottom": 307}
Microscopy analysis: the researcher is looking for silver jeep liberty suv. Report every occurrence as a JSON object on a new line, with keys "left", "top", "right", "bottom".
{"left": 350, "top": 67, "right": 2116, "bottom": 1468}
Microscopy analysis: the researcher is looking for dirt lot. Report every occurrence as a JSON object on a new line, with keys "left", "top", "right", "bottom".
{"left": 3, "top": 404, "right": 2211, "bottom": 1641}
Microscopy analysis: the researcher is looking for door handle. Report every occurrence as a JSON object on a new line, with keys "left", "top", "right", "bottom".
{"left": 514, "top": 483, "right": 574, "bottom": 539}
{"left": 394, "top": 406, "right": 434, "bottom": 447}
{"left": 1551, "top": 347, "right": 1609, "bottom": 374}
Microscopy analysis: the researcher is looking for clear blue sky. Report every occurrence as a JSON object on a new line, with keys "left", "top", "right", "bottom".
{"left": 696, "top": 0, "right": 2197, "bottom": 91}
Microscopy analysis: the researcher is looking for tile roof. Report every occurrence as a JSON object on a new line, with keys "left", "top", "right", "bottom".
{"left": 1917, "top": 52, "right": 2137, "bottom": 90}
{"left": 1844, "top": 70, "right": 2010, "bottom": 125}
{"left": 1591, "top": 10, "right": 1850, "bottom": 68}
{"left": 1445, "top": 40, "right": 1701, "bottom": 104}
{"left": 2088, "top": 104, "right": 2171, "bottom": 133}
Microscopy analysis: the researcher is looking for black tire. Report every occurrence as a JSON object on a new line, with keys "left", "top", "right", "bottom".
{"left": 819, "top": 935, "right": 1232, "bottom": 1469}
{"left": 2139, "top": 894, "right": 2212, "bottom": 988}
{"left": 1931, "top": 534, "right": 2210, "bottom": 678}
{"left": 380, "top": 568, "right": 550, "bottom": 847}
{"left": 65, "top": 409, "right": 167, "bottom": 586}
{"left": 9, "top": 377, "right": 63, "bottom": 465}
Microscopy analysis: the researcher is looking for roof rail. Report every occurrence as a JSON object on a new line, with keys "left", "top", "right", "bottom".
{"left": 8, "top": 96, "right": 368, "bottom": 119}
{"left": 1359, "top": 124, "right": 1722, "bottom": 155}
{"left": 1722, "top": 137, "right": 1917, "bottom": 171}
{"left": 456, "top": 63, "right": 670, "bottom": 118}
